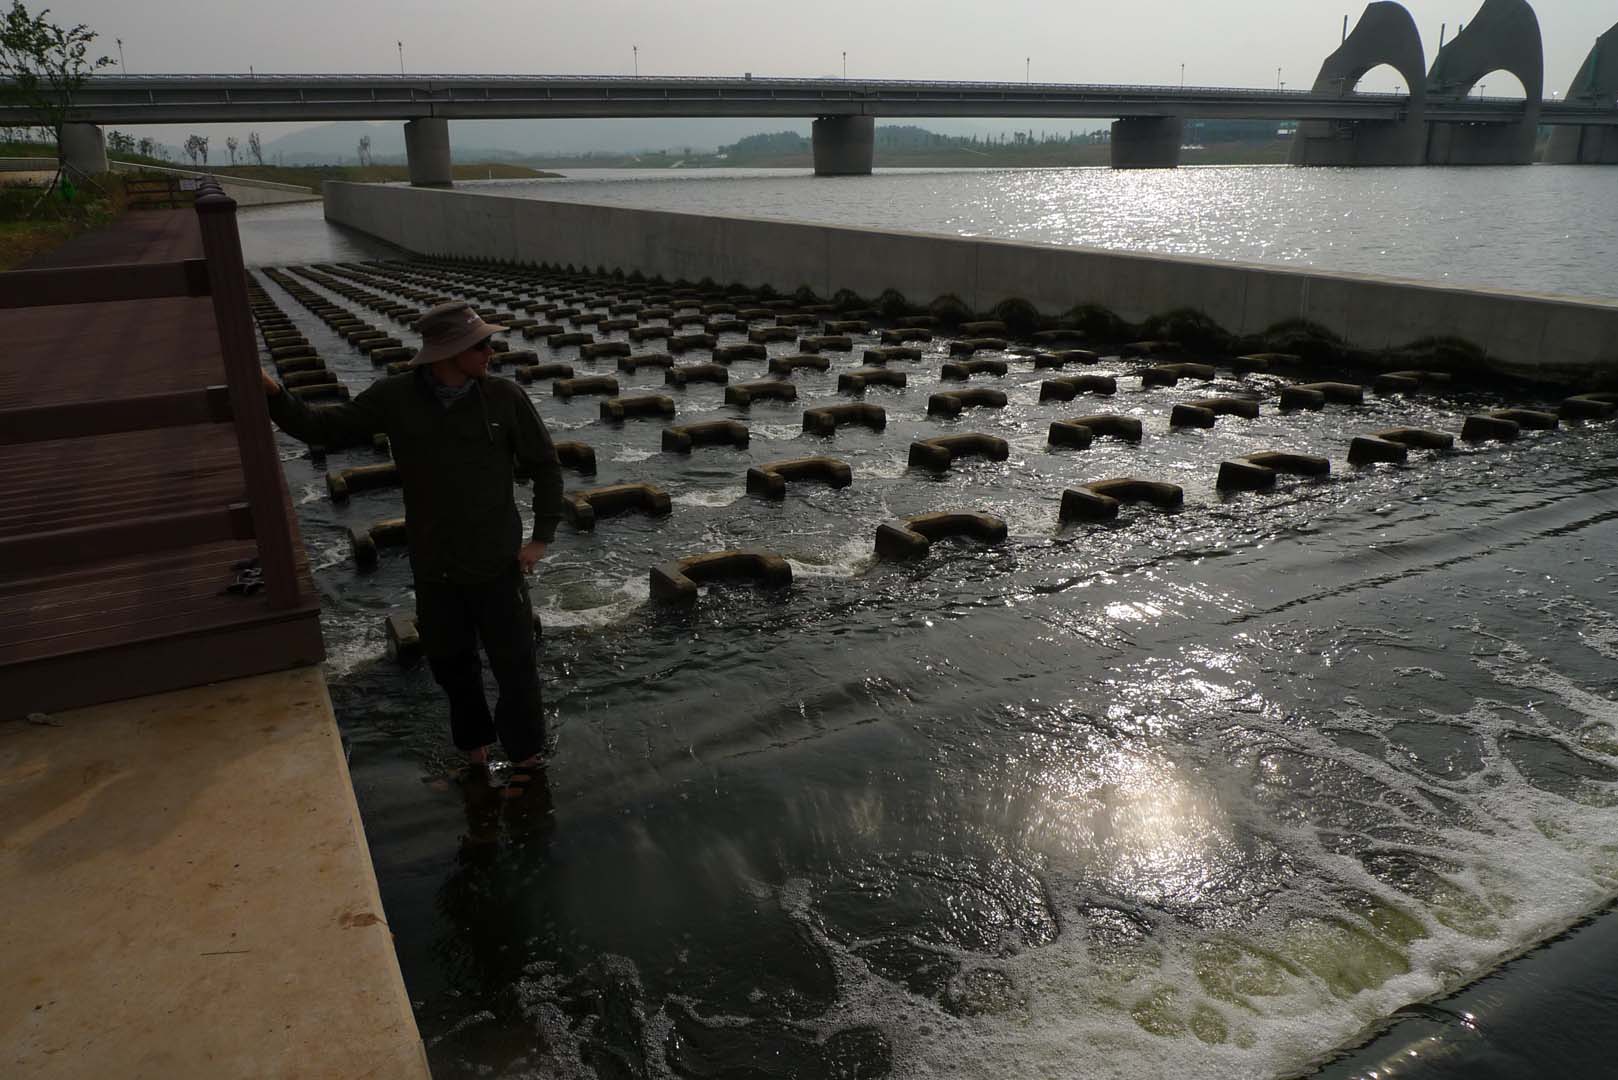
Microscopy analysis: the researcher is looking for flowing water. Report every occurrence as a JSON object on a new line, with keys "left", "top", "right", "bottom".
{"left": 236, "top": 167, "right": 1618, "bottom": 1078}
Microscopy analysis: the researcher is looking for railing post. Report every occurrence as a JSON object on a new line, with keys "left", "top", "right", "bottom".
{"left": 193, "top": 179, "right": 302, "bottom": 610}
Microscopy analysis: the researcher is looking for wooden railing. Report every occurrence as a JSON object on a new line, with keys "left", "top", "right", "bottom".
{"left": 0, "top": 178, "right": 302, "bottom": 610}
{"left": 123, "top": 174, "right": 196, "bottom": 209}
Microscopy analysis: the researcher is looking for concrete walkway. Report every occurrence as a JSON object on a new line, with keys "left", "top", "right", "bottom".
{"left": 1, "top": 667, "right": 428, "bottom": 1079}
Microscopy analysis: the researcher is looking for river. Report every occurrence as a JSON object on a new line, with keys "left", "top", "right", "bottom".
{"left": 237, "top": 165, "right": 1618, "bottom": 1079}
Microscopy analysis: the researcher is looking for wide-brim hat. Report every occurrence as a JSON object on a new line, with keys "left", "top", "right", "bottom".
{"left": 410, "top": 301, "right": 507, "bottom": 367}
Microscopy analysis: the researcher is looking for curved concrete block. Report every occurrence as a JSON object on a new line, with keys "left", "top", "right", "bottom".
{"left": 927, "top": 388, "right": 1008, "bottom": 417}
{"left": 769, "top": 354, "right": 833, "bottom": 375}
{"left": 563, "top": 482, "right": 672, "bottom": 531}
{"left": 553, "top": 376, "right": 620, "bottom": 399}
{"left": 802, "top": 403, "right": 887, "bottom": 435}
{"left": 665, "top": 363, "right": 729, "bottom": 387}
{"left": 875, "top": 511, "right": 1008, "bottom": 559}
{"left": 618, "top": 352, "right": 674, "bottom": 373}
{"left": 908, "top": 433, "right": 1010, "bottom": 471}
{"left": 663, "top": 420, "right": 750, "bottom": 454}
{"left": 746, "top": 456, "right": 853, "bottom": 499}
{"left": 515, "top": 362, "right": 575, "bottom": 383}
{"left": 650, "top": 550, "right": 793, "bottom": 605}
{"left": 839, "top": 367, "right": 907, "bottom": 394}
{"left": 725, "top": 379, "right": 797, "bottom": 407}
{"left": 600, "top": 394, "right": 677, "bottom": 422}
{"left": 1040, "top": 375, "right": 1117, "bottom": 402}
{"left": 941, "top": 359, "right": 1009, "bottom": 380}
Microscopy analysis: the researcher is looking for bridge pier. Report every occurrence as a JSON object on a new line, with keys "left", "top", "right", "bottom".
{"left": 1424, "top": 120, "right": 1537, "bottom": 165}
{"left": 1110, "top": 117, "right": 1182, "bottom": 169}
{"left": 1545, "top": 22, "right": 1618, "bottom": 163}
{"left": 812, "top": 116, "right": 874, "bottom": 176}
{"left": 403, "top": 118, "right": 452, "bottom": 187}
{"left": 1290, "top": 3, "right": 1428, "bottom": 167}
{"left": 60, "top": 122, "right": 108, "bottom": 175}
{"left": 1546, "top": 125, "right": 1618, "bottom": 165}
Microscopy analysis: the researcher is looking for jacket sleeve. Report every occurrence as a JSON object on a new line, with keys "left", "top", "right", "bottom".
{"left": 265, "top": 377, "right": 389, "bottom": 449}
{"left": 508, "top": 385, "right": 564, "bottom": 543}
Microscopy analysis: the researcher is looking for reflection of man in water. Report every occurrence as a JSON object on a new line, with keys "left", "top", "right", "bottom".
{"left": 262, "top": 302, "right": 563, "bottom": 796}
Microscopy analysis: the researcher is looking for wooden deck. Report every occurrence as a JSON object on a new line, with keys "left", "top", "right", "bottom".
{"left": 0, "top": 207, "right": 323, "bottom": 715}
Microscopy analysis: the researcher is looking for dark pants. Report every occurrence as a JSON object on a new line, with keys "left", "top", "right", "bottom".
{"left": 415, "top": 566, "right": 545, "bottom": 762}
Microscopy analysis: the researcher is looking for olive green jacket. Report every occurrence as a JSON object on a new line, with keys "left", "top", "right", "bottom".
{"left": 267, "top": 370, "right": 564, "bottom": 585}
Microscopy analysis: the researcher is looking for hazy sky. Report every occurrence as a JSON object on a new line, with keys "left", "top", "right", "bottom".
{"left": 37, "top": 0, "right": 1618, "bottom": 149}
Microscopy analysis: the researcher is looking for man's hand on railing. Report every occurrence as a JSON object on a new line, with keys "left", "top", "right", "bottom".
{"left": 261, "top": 368, "right": 281, "bottom": 396}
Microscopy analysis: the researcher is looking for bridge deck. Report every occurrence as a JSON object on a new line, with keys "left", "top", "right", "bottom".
{"left": 0, "top": 210, "right": 322, "bottom": 716}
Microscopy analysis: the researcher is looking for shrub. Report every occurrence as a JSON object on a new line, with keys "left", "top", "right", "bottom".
{"left": 927, "top": 293, "right": 974, "bottom": 326}
{"left": 1261, "top": 318, "right": 1347, "bottom": 365}
{"left": 793, "top": 284, "right": 821, "bottom": 306}
{"left": 1064, "top": 303, "right": 1135, "bottom": 342}
{"left": 874, "top": 288, "right": 912, "bottom": 318}
{"left": 989, "top": 296, "right": 1042, "bottom": 336}
{"left": 1384, "top": 335, "right": 1486, "bottom": 374}
{"left": 832, "top": 288, "right": 869, "bottom": 312}
{"left": 1139, "top": 307, "right": 1234, "bottom": 354}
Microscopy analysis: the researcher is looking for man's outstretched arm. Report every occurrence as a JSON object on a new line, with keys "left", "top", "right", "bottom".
{"left": 262, "top": 368, "right": 388, "bottom": 449}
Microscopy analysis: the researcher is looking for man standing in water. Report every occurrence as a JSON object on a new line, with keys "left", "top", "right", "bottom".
{"left": 261, "top": 301, "right": 563, "bottom": 797}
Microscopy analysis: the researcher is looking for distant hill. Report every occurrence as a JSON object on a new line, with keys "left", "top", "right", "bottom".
{"left": 257, "top": 116, "right": 1104, "bottom": 165}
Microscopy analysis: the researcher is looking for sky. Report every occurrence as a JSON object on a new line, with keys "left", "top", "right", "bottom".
{"left": 30, "top": 0, "right": 1618, "bottom": 153}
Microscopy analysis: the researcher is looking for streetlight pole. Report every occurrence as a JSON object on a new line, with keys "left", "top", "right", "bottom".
{"left": 1026, "top": 57, "right": 1030, "bottom": 83}
{"left": 1180, "top": 63, "right": 1185, "bottom": 88}
{"left": 633, "top": 45, "right": 639, "bottom": 76}
{"left": 842, "top": 51, "right": 847, "bottom": 79}
{"left": 397, "top": 41, "right": 404, "bottom": 75}
{"left": 115, "top": 37, "right": 124, "bottom": 73}
{"left": 1277, "top": 66, "right": 1282, "bottom": 90}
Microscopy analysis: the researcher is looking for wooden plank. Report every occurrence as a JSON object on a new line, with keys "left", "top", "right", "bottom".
{"left": 0, "top": 502, "right": 254, "bottom": 571}
{"left": 0, "top": 385, "right": 232, "bottom": 445}
{"left": 0, "top": 608, "right": 323, "bottom": 714}
{"left": 0, "top": 258, "right": 212, "bottom": 309}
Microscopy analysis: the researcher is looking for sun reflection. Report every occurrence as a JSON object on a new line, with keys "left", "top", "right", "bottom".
{"left": 1025, "top": 742, "right": 1246, "bottom": 914}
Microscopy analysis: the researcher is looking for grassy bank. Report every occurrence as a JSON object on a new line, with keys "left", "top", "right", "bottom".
{"left": 3, "top": 143, "right": 561, "bottom": 191}
{"left": 0, "top": 171, "right": 127, "bottom": 270}
{"left": 194, "top": 162, "right": 562, "bottom": 190}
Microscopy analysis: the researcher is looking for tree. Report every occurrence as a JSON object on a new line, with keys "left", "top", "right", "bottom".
{"left": 136, "top": 135, "right": 153, "bottom": 158}
{"left": 225, "top": 134, "right": 237, "bottom": 164}
{"left": 183, "top": 132, "right": 206, "bottom": 165}
{"left": 247, "top": 130, "right": 262, "bottom": 166}
{"left": 0, "top": 0, "right": 113, "bottom": 206}
{"left": 105, "top": 127, "right": 133, "bottom": 154}
{"left": 356, "top": 133, "right": 370, "bottom": 166}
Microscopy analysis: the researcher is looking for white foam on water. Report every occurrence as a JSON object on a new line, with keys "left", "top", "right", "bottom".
{"left": 672, "top": 486, "right": 746, "bottom": 509}
{"left": 536, "top": 576, "right": 650, "bottom": 629}
{"left": 786, "top": 535, "right": 880, "bottom": 579}
{"left": 752, "top": 423, "right": 806, "bottom": 442}
{"left": 612, "top": 448, "right": 657, "bottom": 463}
{"left": 691, "top": 605, "right": 1618, "bottom": 1080}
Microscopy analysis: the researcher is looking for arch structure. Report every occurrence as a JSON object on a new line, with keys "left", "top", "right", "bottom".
{"left": 1546, "top": 22, "right": 1618, "bottom": 164}
{"left": 1292, "top": 2, "right": 1429, "bottom": 166}
{"left": 1423, "top": 0, "right": 1543, "bottom": 164}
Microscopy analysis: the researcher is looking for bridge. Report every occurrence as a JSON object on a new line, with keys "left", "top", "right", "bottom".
{"left": 10, "top": 0, "right": 1617, "bottom": 179}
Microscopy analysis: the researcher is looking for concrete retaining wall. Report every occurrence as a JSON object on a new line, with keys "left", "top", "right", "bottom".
{"left": 324, "top": 181, "right": 1618, "bottom": 384}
